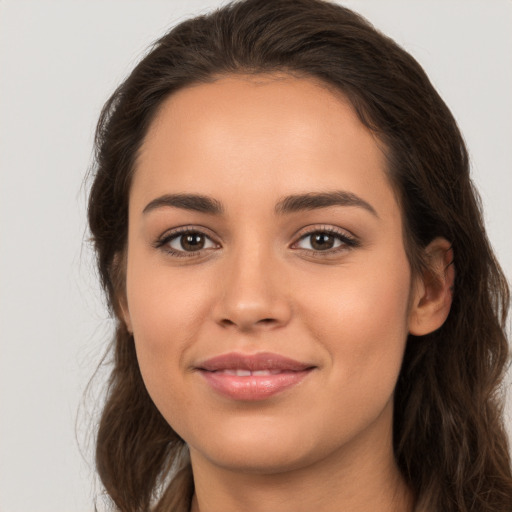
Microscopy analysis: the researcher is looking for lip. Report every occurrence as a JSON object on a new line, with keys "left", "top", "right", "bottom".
{"left": 195, "top": 352, "right": 316, "bottom": 401}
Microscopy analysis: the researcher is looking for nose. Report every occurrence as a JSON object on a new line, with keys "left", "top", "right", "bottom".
{"left": 212, "top": 244, "right": 292, "bottom": 332}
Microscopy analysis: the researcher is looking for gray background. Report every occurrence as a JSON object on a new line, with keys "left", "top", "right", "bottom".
{"left": 1, "top": 1, "right": 511, "bottom": 511}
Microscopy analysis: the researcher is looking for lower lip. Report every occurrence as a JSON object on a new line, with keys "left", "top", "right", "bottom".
{"left": 199, "top": 370, "right": 312, "bottom": 401}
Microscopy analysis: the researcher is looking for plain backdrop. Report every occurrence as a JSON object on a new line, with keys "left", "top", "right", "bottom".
{"left": 1, "top": 1, "right": 511, "bottom": 511}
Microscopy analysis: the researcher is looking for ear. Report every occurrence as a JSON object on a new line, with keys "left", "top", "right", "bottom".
{"left": 119, "top": 295, "right": 133, "bottom": 334}
{"left": 111, "top": 251, "right": 133, "bottom": 334}
{"left": 408, "top": 237, "right": 455, "bottom": 336}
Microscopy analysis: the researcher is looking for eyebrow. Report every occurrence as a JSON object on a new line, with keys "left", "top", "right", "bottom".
{"left": 143, "top": 193, "right": 224, "bottom": 215}
{"left": 142, "top": 190, "right": 377, "bottom": 217}
{"left": 274, "top": 191, "right": 378, "bottom": 217}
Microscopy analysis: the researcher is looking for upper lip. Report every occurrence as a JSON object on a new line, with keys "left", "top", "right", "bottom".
{"left": 196, "top": 352, "right": 315, "bottom": 372}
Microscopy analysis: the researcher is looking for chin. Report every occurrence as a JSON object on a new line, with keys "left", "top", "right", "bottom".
{"left": 191, "top": 420, "right": 344, "bottom": 475}
{"left": 194, "top": 442, "right": 316, "bottom": 475}
{"left": 186, "top": 416, "right": 331, "bottom": 475}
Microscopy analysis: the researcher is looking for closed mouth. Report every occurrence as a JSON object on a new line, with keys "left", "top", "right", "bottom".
{"left": 211, "top": 369, "right": 290, "bottom": 376}
{"left": 195, "top": 352, "right": 316, "bottom": 401}
{"left": 196, "top": 351, "right": 315, "bottom": 373}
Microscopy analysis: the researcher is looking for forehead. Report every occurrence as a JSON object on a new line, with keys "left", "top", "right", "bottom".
{"left": 133, "top": 74, "right": 396, "bottom": 219}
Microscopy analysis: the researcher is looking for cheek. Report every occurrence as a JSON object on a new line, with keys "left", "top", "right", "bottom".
{"left": 124, "top": 253, "right": 215, "bottom": 402}
{"left": 127, "top": 248, "right": 213, "bottom": 335}
{"left": 302, "top": 252, "right": 411, "bottom": 331}
{"left": 298, "top": 251, "right": 412, "bottom": 394}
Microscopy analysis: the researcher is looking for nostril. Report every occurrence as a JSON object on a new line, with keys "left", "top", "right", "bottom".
{"left": 219, "top": 317, "right": 277, "bottom": 329}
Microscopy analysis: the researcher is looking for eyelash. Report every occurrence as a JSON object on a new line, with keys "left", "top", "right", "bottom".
{"left": 292, "top": 225, "right": 360, "bottom": 256}
{"left": 154, "top": 226, "right": 219, "bottom": 258}
{"left": 154, "top": 225, "right": 360, "bottom": 259}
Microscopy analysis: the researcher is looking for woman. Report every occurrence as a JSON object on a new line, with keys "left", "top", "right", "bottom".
{"left": 87, "top": 0, "right": 512, "bottom": 510}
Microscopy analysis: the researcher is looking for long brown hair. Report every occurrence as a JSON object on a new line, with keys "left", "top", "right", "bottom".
{"left": 87, "top": 1, "right": 512, "bottom": 510}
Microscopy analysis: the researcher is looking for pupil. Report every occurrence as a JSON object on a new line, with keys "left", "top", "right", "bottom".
{"left": 311, "top": 233, "right": 334, "bottom": 250}
{"left": 181, "top": 233, "right": 204, "bottom": 251}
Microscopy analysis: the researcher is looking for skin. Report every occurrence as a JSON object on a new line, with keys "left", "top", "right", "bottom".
{"left": 121, "top": 74, "right": 453, "bottom": 512}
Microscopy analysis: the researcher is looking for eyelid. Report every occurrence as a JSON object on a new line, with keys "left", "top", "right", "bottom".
{"left": 290, "top": 224, "right": 360, "bottom": 252}
{"left": 154, "top": 225, "right": 221, "bottom": 257}
{"left": 153, "top": 223, "right": 360, "bottom": 259}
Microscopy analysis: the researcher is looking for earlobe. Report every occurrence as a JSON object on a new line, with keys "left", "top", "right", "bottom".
{"left": 408, "top": 237, "right": 455, "bottom": 336}
{"left": 119, "top": 299, "right": 133, "bottom": 334}
{"left": 111, "top": 251, "right": 133, "bottom": 334}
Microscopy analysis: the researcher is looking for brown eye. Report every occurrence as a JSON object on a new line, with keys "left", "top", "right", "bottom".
{"left": 181, "top": 233, "right": 206, "bottom": 251}
{"left": 168, "top": 231, "right": 216, "bottom": 252}
{"left": 297, "top": 231, "right": 342, "bottom": 251}
{"left": 293, "top": 229, "right": 358, "bottom": 254}
{"left": 310, "top": 233, "right": 336, "bottom": 250}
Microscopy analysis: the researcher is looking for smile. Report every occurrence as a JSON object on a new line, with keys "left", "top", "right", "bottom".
{"left": 213, "top": 369, "right": 284, "bottom": 376}
{"left": 196, "top": 352, "right": 316, "bottom": 401}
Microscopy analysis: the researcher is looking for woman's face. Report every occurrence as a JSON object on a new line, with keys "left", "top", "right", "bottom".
{"left": 123, "top": 74, "right": 419, "bottom": 475}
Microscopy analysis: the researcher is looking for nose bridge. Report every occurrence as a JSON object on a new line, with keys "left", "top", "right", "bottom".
{"left": 214, "top": 233, "right": 291, "bottom": 330}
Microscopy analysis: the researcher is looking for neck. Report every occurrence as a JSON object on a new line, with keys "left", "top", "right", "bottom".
{"left": 189, "top": 405, "right": 414, "bottom": 512}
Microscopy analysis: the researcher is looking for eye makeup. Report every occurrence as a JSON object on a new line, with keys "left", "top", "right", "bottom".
{"left": 153, "top": 225, "right": 220, "bottom": 258}
{"left": 152, "top": 223, "right": 360, "bottom": 260}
